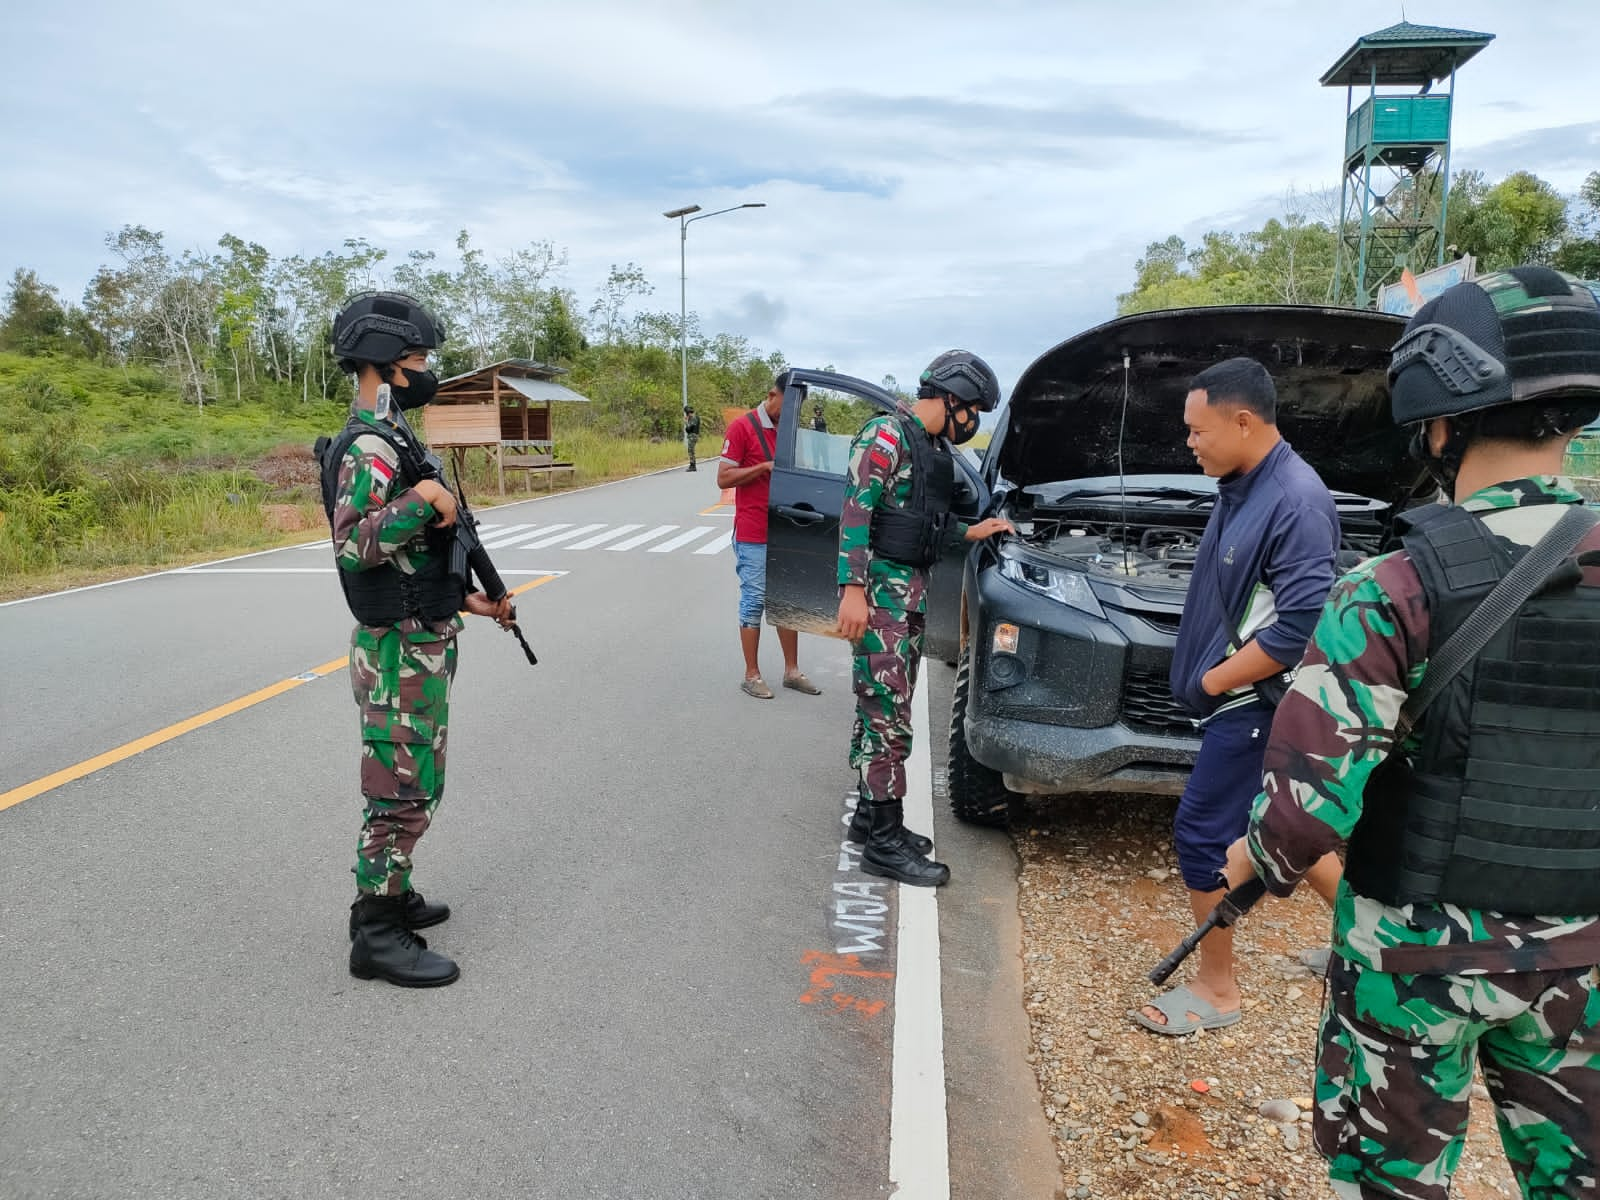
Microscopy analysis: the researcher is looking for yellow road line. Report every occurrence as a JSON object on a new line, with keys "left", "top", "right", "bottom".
{"left": 0, "top": 574, "right": 560, "bottom": 814}
{"left": 698, "top": 502, "right": 732, "bottom": 516}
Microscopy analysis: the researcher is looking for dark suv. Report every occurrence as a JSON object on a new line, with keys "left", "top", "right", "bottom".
{"left": 765, "top": 305, "right": 1419, "bottom": 824}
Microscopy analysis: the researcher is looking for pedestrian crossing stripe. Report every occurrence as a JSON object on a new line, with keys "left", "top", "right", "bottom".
{"left": 463, "top": 522, "right": 734, "bottom": 555}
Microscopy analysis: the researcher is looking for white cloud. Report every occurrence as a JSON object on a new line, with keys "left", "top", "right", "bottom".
{"left": 3, "top": 0, "right": 1598, "bottom": 391}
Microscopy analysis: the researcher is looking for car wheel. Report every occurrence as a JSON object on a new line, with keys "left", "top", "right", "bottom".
{"left": 948, "top": 647, "right": 1016, "bottom": 827}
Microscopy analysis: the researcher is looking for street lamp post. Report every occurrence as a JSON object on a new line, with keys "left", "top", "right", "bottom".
{"left": 663, "top": 202, "right": 766, "bottom": 417}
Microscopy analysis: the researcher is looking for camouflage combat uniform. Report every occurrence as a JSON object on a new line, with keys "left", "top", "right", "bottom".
{"left": 1244, "top": 477, "right": 1600, "bottom": 1199}
{"left": 331, "top": 408, "right": 462, "bottom": 898}
{"left": 838, "top": 413, "right": 966, "bottom": 805}
{"left": 684, "top": 411, "right": 700, "bottom": 468}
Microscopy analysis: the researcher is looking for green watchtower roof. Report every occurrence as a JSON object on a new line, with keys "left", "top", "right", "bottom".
{"left": 1320, "top": 21, "right": 1494, "bottom": 87}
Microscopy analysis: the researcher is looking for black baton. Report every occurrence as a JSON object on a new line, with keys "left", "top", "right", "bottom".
{"left": 1148, "top": 876, "right": 1268, "bottom": 986}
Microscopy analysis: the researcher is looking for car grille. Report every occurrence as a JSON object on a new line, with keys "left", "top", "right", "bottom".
{"left": 1121, "top": 663, "right": 1192, "bottom": 735}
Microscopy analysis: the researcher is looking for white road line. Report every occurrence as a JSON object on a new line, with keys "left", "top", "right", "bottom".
{"left": 567, "top": 524, "right": 643, "bottom": 550}
{"left": 889, "top": 674, "right": 950, "bottom": 1200}
{"left": 517, "top": 523, "right": 605, "bottom": 550}
{"left": 170, "top": 567, "right": 567, "bottom": 577}
{"left": 608, "top": 524, "right": 678, "bottom": 551}
{"left": 693, "top": 530, "right": 734, "bottom": 555}
{"left": 483, "top": 525, "right": 561, "bottom": 549}
{"left": 476, "top": 523, "right": 540, "bottom": 547}
{"left": 648, "top": 526, "right": 717, "bottom": 554}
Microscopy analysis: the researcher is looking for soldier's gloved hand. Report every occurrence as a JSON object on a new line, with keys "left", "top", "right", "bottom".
{"left": 964, "top": 517, "right": 1015, "bottom": 541}
{"left": 413, "top": 479, "right": 458, "bottom": 528}
{"left": 836, "top": 584, "right": 869, "bottom": 642}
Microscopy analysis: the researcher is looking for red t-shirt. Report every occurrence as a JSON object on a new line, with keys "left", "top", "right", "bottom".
{"left": 721, "top": 409, "right": 777, "bottom": 544}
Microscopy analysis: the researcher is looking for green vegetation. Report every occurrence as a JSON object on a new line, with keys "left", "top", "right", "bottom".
{"left": 1118, "top": 170, "right": 1600, "bottom": 315}
{"left": 0, "top": 228, "right": 794, "bottom": 598}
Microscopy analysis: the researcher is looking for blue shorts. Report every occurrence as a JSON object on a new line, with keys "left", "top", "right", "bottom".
{"left": 1173, "top": 703, "right": 1270, "bottom": 892}
{"left": 733, "top": 540, "right": 766, "bottom": 628}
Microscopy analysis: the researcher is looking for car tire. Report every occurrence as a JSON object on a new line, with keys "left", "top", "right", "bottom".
{"left": 948, "top": 647, "right": 1016, "bottom": 827}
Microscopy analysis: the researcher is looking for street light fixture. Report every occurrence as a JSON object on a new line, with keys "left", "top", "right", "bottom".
{"left": 664, "top": 201, "right": 766, "bottom": 417}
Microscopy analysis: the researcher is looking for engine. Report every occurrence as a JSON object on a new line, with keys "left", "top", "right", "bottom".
{"left": 1009, "top": 518, "right": 1200, "bottom": 586}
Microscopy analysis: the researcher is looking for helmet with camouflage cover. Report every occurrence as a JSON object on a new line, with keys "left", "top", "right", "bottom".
{"left": 1388, "top": 266, "right": 1600, "bottom": 424}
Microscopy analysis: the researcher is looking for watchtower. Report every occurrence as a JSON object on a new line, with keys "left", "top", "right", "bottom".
{"left": 1322, "top": 21, "right": 1493, "bottom": 309}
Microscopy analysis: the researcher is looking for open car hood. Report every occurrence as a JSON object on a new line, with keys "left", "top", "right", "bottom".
{"left": 996, "top": 305, "right": 1420, "bottom": 505}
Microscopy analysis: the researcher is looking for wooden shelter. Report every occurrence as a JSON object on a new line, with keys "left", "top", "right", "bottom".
{"left": 421, "top": 360, "right": 590, "bottom": 493}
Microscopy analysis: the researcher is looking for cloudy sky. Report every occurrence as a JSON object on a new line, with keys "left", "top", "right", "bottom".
{"left": 2, "top": 0, "right": 1596, "bottom": 389}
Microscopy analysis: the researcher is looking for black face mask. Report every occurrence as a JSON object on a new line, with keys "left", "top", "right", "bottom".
{"left": 944, "top": 398, "right": 981, "bottom": 445}
{"left": 390, "top": 367, "right": 438, "bottom": 410}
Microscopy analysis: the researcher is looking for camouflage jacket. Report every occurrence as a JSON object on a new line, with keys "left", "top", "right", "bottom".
{"left": 1245, "top": 476, "right": 1600, "bottom": 974}
{"left": 330, "top": 406, "right": 462, "bottom": 639}
{"left": 837, "top": 412, "right": 967, "bottom": 617}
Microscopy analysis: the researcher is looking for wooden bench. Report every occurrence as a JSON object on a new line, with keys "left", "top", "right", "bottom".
{"left": 502, "top": 450, "right": 576, "bottom": 492}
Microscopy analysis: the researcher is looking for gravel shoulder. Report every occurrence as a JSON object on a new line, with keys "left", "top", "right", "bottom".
{"left": 1008, "top": 794, "right": 1521, "bottom": 1199}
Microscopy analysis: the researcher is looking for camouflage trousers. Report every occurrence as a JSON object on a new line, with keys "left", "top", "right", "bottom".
{"left": 348, "top": 623, "right": 458, "bottom": 896}
{"left": 1315, "top": 955, "right": 1600, "bottom": 1198}
{"left": 850, "top": 609, "right": 925, "bottom": 805}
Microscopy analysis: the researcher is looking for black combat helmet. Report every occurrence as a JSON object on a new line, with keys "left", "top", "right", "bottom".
{"left": 332, "top": 291, "right": 446, "bottom": 368}
{"left": 1388, "top": 266, "right": 1600, "bottom": 425}
{"left": 919, "top": 349, "right": 1001, "bottom": 412}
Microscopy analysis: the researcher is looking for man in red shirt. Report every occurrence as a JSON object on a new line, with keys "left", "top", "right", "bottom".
{"left": 717, "top": 380, "right": 819, "bottom": 700}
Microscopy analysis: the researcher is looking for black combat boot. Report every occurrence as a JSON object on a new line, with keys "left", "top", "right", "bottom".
{"left": 349, "top": 894, "right": 460, "bottom": 987}
{"left": 861, "top": 801, "right": 950, "bottom": 887}
{"left": 847, "top": 784, "right": 933, "bottom": 855}
{"left": 347, "top": 888, "right": 450, "bottom": 940}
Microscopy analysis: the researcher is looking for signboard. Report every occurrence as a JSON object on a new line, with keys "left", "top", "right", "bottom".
{"left": 1378, "top": 256, "right": 1478, "bottom": 316}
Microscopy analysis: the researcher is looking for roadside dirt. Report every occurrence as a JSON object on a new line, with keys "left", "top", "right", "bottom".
{"left": 1011, "top": 794, "right": 1520, "bottom": 1199}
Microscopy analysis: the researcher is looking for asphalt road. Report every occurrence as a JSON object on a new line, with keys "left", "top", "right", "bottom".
{"left": 0, "top": 467, "right": 1056, "bottom": 1200}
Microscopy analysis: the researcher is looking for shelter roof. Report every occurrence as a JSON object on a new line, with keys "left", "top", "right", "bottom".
{"left": 1320, "top": 21, "right": 1493, "bottom": 87}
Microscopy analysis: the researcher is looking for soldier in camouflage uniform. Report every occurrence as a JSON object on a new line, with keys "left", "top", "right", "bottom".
{"left": 323, "top": 291, "right": 512, "bottom": 988}
{"left": 837, "top": 351, "right": 1012, "bottom": 886}
{"left": 1221, "top": 268, "right": 1600, "bottom": 1197}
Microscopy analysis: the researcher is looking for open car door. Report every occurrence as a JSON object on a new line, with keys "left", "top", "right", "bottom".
{"left": 764, "top": 368, "right": 989, "bottom": 661}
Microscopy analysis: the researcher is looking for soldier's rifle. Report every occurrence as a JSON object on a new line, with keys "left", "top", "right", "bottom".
{"left": 1148, "top": 876, "right": 1267, "bottom": 986}
{"left": 394, "top": 409, "right": 539, "bottom": 667}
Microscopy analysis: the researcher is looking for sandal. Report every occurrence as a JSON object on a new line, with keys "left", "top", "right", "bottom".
{"left": 1128, "top": 985, "right": 1242, "bottom": 1037}
{"left": 741, "top": 677, "right": 774, "bottom": 700}
{"left": 782, "top": 672, "right": 821, "bottom": 695}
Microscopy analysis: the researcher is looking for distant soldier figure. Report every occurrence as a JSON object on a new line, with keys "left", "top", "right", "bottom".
{"left": 320, "top": 291, "right": 512, "bottom": 988}
{"left": 836, "top": 350, "right": 1012, "bottom": 885}
{"left": 1223, "top": 267, "right": 1600, "bottom": 1197}
{"left": 811, "top": 402, "right": 828, "bottom": 433}
{"left": 683, "top": 405, "right": 701, "bottom": 471}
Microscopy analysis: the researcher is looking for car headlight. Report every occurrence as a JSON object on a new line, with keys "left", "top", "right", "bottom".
{"left": 997, "top": 542, "right": 1105, "bottom": 618}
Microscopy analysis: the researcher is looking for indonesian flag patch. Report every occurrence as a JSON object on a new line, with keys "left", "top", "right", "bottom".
{"left": 869, "top": 424, "right": 899, "bottom": 471}
{"left": 368, "top": 456, "right": 395, "bottom": 501}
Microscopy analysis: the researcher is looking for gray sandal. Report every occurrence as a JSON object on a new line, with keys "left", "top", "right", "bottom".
{"left": 1128, "top": 986, "right": 1242, "bottom": 1036}
{"left": 741, "top": 677, "right": 774, "bottom": 700}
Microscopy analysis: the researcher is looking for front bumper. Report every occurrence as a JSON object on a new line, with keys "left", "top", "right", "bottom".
{"left": 964, "top": 706, "right": 1198, "bottom": 795}
{"left": 963, "top": 559, "right": 1201, "bottom": 795}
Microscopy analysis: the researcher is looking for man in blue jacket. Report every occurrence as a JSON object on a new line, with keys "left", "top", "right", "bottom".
{"left": 1134, "top": 356, "right": 1343, "bottom": 1035}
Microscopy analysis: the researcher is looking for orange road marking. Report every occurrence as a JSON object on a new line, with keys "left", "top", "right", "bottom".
{"left": 0, "top": 574, "right": 561, "bottom": 813}
{"left": 699, "top": 502, "right": 732, "bottom": 516}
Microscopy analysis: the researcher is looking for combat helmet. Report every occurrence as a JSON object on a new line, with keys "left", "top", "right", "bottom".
{"left": 1388, "top": 266, "right": 1600, "bottom": 425}
{"left": 918, "top": 349, "right": 1002, "bottom": 412}
{"left": 332, "top": 291, "right": 446, "bottom": 368}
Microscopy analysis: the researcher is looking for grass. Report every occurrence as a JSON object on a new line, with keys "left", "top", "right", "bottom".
{"left": 0, "top": 353, "right": 693, "bottom": 601}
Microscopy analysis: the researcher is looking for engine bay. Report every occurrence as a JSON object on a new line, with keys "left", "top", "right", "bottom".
{"left": 1008, "top": 517, "right": 1201, "bottom": 587}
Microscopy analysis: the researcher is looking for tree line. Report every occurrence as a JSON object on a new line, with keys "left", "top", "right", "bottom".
{"left": 1118, "top": 168, "right": 1600, "bottom": 314}
{"left": 0, "top": 227, "right": 784, "bottom": 439}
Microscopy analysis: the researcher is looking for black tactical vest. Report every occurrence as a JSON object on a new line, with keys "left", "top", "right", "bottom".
{"left": 868, "top": 415, "right": 957, "bottom": 569}
{"left": 1345, "top": 502, "right": 1600, "bottom": 916}
{"left": 315, "top": 416, "right": 466, "bottom": 625}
